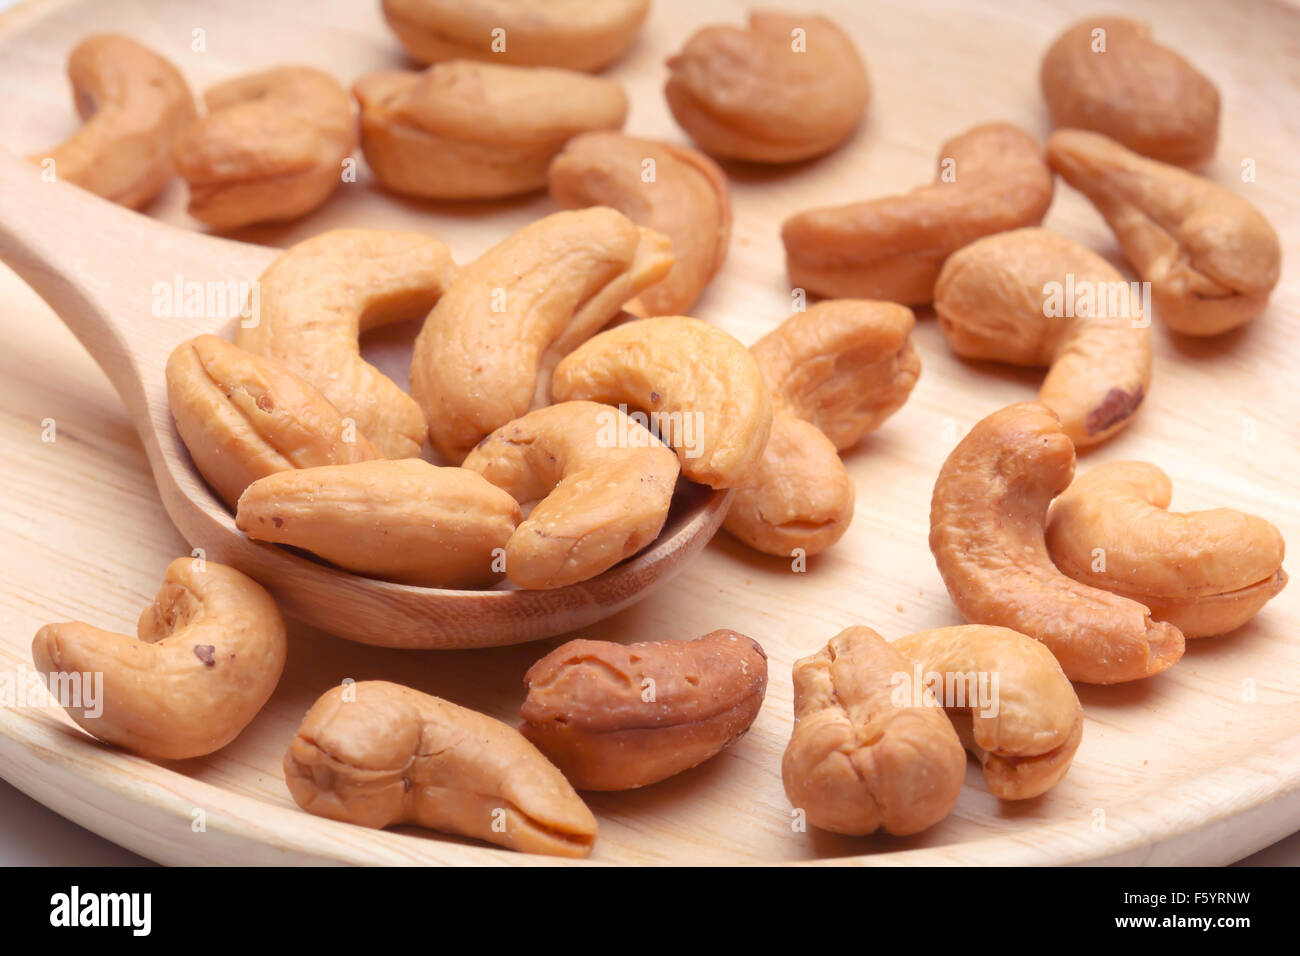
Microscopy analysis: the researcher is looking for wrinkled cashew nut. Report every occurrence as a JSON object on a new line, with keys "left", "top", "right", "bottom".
{"left": 1048, "top": 129, "right": 1281, "bottom": 336}
{"left": 782, "top": 626, "right": 966, "bottom": 836}
{"left": 724, "top": 300, "right": 919, "bottom": 556}
{"left": 782, "top": 122, "right": 1053, "bottom": 304}
{"left": 929, "top": 403, "right": 1185, "bottom": 684}
{"left": 1046, "top": 460, "right": 1288, "bottom": 638}
{"left": 935, "top": 227, "right": 1152, "bottom": 447}
{"left": 173, "top": 67, "right": 357, "bottom": 230}
{"left": 355, "top": 61, "right": 628, "bottom": 201}
{"left": 284, "top": 680, "right": 598, "bottom": 857}
{"left": 411, "top": 208, "right": 673, "bottom": 462}
{"left": 235, "top": 459, "right": 519, "bottom": 589}
{"left": 665, "top": 11, "right": 869, "bottom": 163}
{"left": 551, "top": 315, "right": 774, "bottom": 489}
{"left": 236, "top": 228, "right": 458, "bottom": 459}
{"left": 32, "top": 558, "right": 286, "bottom": 760}
{"left": 462, "top": 401, "right": 680, "bottom": 589}
{"left": 1040, "top": 17, "right": 1219, "bottom": 167}
{"left": 381, "top": 0, "right": 650, "bottom": 72}
{"left": 520, "top": 629, "right": 768, "bottom": 791}
{"left": 548, "top": 132, "right": 731, "bottom": 316}
{"left": 892, "top": 625, "right": 1083, "bottom": 800}
{"left": 166, "top": 335, "right": 381, "bottom": 509}
{"left": 33, "top": 34, "right": 195, "bottom": 209}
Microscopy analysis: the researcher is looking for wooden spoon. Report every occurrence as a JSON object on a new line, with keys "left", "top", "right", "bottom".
{"left": 0, "top": 150, "right": 731, "bottom": 649}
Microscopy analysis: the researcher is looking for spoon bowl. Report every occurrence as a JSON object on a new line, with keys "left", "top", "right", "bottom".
{"left": 0, "top": 149, "right": 730, "bottom": 648}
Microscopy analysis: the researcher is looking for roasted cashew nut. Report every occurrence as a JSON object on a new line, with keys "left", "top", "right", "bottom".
{"left": 935, "top": 227, "right": 1152, "bottom": 446}
{"left": 782, "top": 626, "right": 966, "bottom": 836}
{"left": 551, "top": 315, "right": 774, "bottom": 489}
{"left": 1047, "top": 130, "right": 1281, "bottom": 336}
{"left": 520, "top": 629, "right": 768, "bottom": 791}
{"left": 1046, "top": 461, "right": 1288, "bottom": 638}
{"left": 462, "top": 401, "right": 680, "bottom": 589}
{"left": 929, "top": 403, "right": 1185, "bottom": 684}
{"left": 892, "top": 625, "right": 1083, "bottom": 800}
{"left": 284, "top": 680, "right": 598, "bottom": 858}
{"left": 411, "top": 208, "right": 672, "bottom": 462}
{"left": 355, "top": 62, "right": 628, "bottom": 201}
{"left": 380, "top": 0, "right": 650, "bottom": 72}
{"left": 236, "top": 459, "right": 520, "bottom": 589}
{"left": 33, "top": 34, "right": 195, "bottom": 209}
{"left": 32, "top": 558, "right": 286, "bottom": 760}
{"left": 236, "top": 229, "right": 458, "bottom": 459}
{"left": 1040, "top": 17, "right": 1219, "bottom": 167}
{"left": 665, "top": 11, "right": 870, "bottom": 163}
{"left": 172, "top": 67, "right": 356, "bottom": 230}
{"left": 548, "top": 132, "right": 731, "bottom": 316}
{"left": 166, "top": 335, "right": 381, "bottom": 509}
{"left": 724, "top": 300, "right": 919, "bottom": 556}
{"left": 782, "top": 122, "right": 1054, "bottom": 304}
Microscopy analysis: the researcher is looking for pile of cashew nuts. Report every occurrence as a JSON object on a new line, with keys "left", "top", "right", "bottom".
{"left": 28, "top": 5, "right": 1288, "bottom": 855}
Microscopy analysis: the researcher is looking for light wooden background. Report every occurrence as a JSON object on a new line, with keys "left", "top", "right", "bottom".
{"left": 0, "top": 0, "right": 1297, "bottom": 864}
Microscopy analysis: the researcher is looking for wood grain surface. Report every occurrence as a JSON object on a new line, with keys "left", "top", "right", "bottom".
{"left": 0, "top": 0, "right": 1297, "bottom": 865}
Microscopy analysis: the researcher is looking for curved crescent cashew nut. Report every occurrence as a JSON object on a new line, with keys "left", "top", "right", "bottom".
{"left": 1046, "top": 460, "right": 1288, "bottom": 637}
{"left": 462, "top": 401, "right": 680, "bottom": 589}
{"left": 411, "top": 208, "right": 673, "bottom": 463}
{"left": 33, "top": 34, "right": 195, "bottom": 209}
{"left": 236, "top": 459, "right": 520, "bottom": 589}
{"left": 1047, "top": 129, "right": 1281, "bottom": 336}
{"left": 166, "top": 335, "right": 382, "bottom": 508}
{"left": 173, "top": 66, "right": 357, "bottom": 230}
{"left": 551, "top": 316, "right": 773, "bottom": 489}
{"left": 929, "top": 403, "right": 1185, "bottom": 684}
{"left": 781, "top": 626, "right": 966, "bottom": 836}
{"left": 664, "top": 11, "right": 869, "bottom": 164}
{"left": 235, "top": 229, "right": 458, "bottom": 459}
{"left": 782, "top": 122, "right": 1053, "bottom": 304}
{"left": 548, "top": 132, "right": 731, "bottom": 316}
{"left": 32, "top": 558, "right": 286, "bottom": 760}
{"left": 355, "top": 62, "right": 628, "bottom": 201}
{"left": 380, "top": 0, "right": 650, "bottom": 72}
{"left": 891, "top": 625, "right": 1083, "bottom": 800}
{"left": 935, "top": 227, "right": 1152, "bottom": 446}
{"left": 284, "top": 680, "right": 598, "bottom": 858}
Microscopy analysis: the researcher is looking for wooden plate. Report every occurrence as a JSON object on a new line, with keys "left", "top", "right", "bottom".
{"left": 0, "top": 0, "right": 1297, "bottom": 865}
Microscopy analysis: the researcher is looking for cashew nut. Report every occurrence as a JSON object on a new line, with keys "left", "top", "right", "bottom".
{"left": 235, "top": 459, "right": 520, "bottom": 589}
{"left": 551, "top": 316, "right": 774, "bottom": 489}
{"left": 354, "top": 61, "right": 628, "bottom": 201}
{"left": 32, "top": 558, "right": 286, "bottom": 760}
{"left": 236, "top": 229, "right": 458, "bottom": 459}
{"left": 172, "top": 67, "right": 356, "bottom": 230}
{"left": 166, "top": 335, "right": 381, "bottom": 508}
{"left": 782, "top": 626, "right": 966, "bottom": 836}
{"left": 665, "top": 11, "right": 869, "bottom": 163}
{"left": 1041, "top": 17, "right": 1219, "bottom": 167}
{"left": 32, "top": 34, "right": 195, "bottom": 209}
{"left": 462, "top": 401, "right": 680, "bottom": 589}
{"left": 285, "top": 680, "right": 598, "bottom": 857}
{"left": 1046, "top": 461, "right": 1288, "bottom": 638}
{"left": 520, "top": 629, "right": 768, "bottom": 790}
{"left": 1047, "top": 130, "right": 1281, "bottom": 336}
{"left": 381, "top": 0, "right": 650, "bottom": 72}
{"left": 929, "top": 402, "right": 1184, "bottom": 684}
{"left": 410, "top": 208, "right": 673, "bottom": 462}
{"left": 782, "top": 122, "right": 1054, "bottom": 303}
{"left": 724, "top": 300, "right": 920, "bottom": 556}
{"left": 934, "top": 227, "right": 1152, "bottom": 447}
{"left": 548, "top": 132, "right": 731, "bottom": 316}
{"left": 891, "top": 626, "right": 1083, "bottom": 800}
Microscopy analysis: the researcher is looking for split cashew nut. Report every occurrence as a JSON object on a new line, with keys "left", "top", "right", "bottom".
{"left": 32, "top": 558, "right": 286, "bottom": 760}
